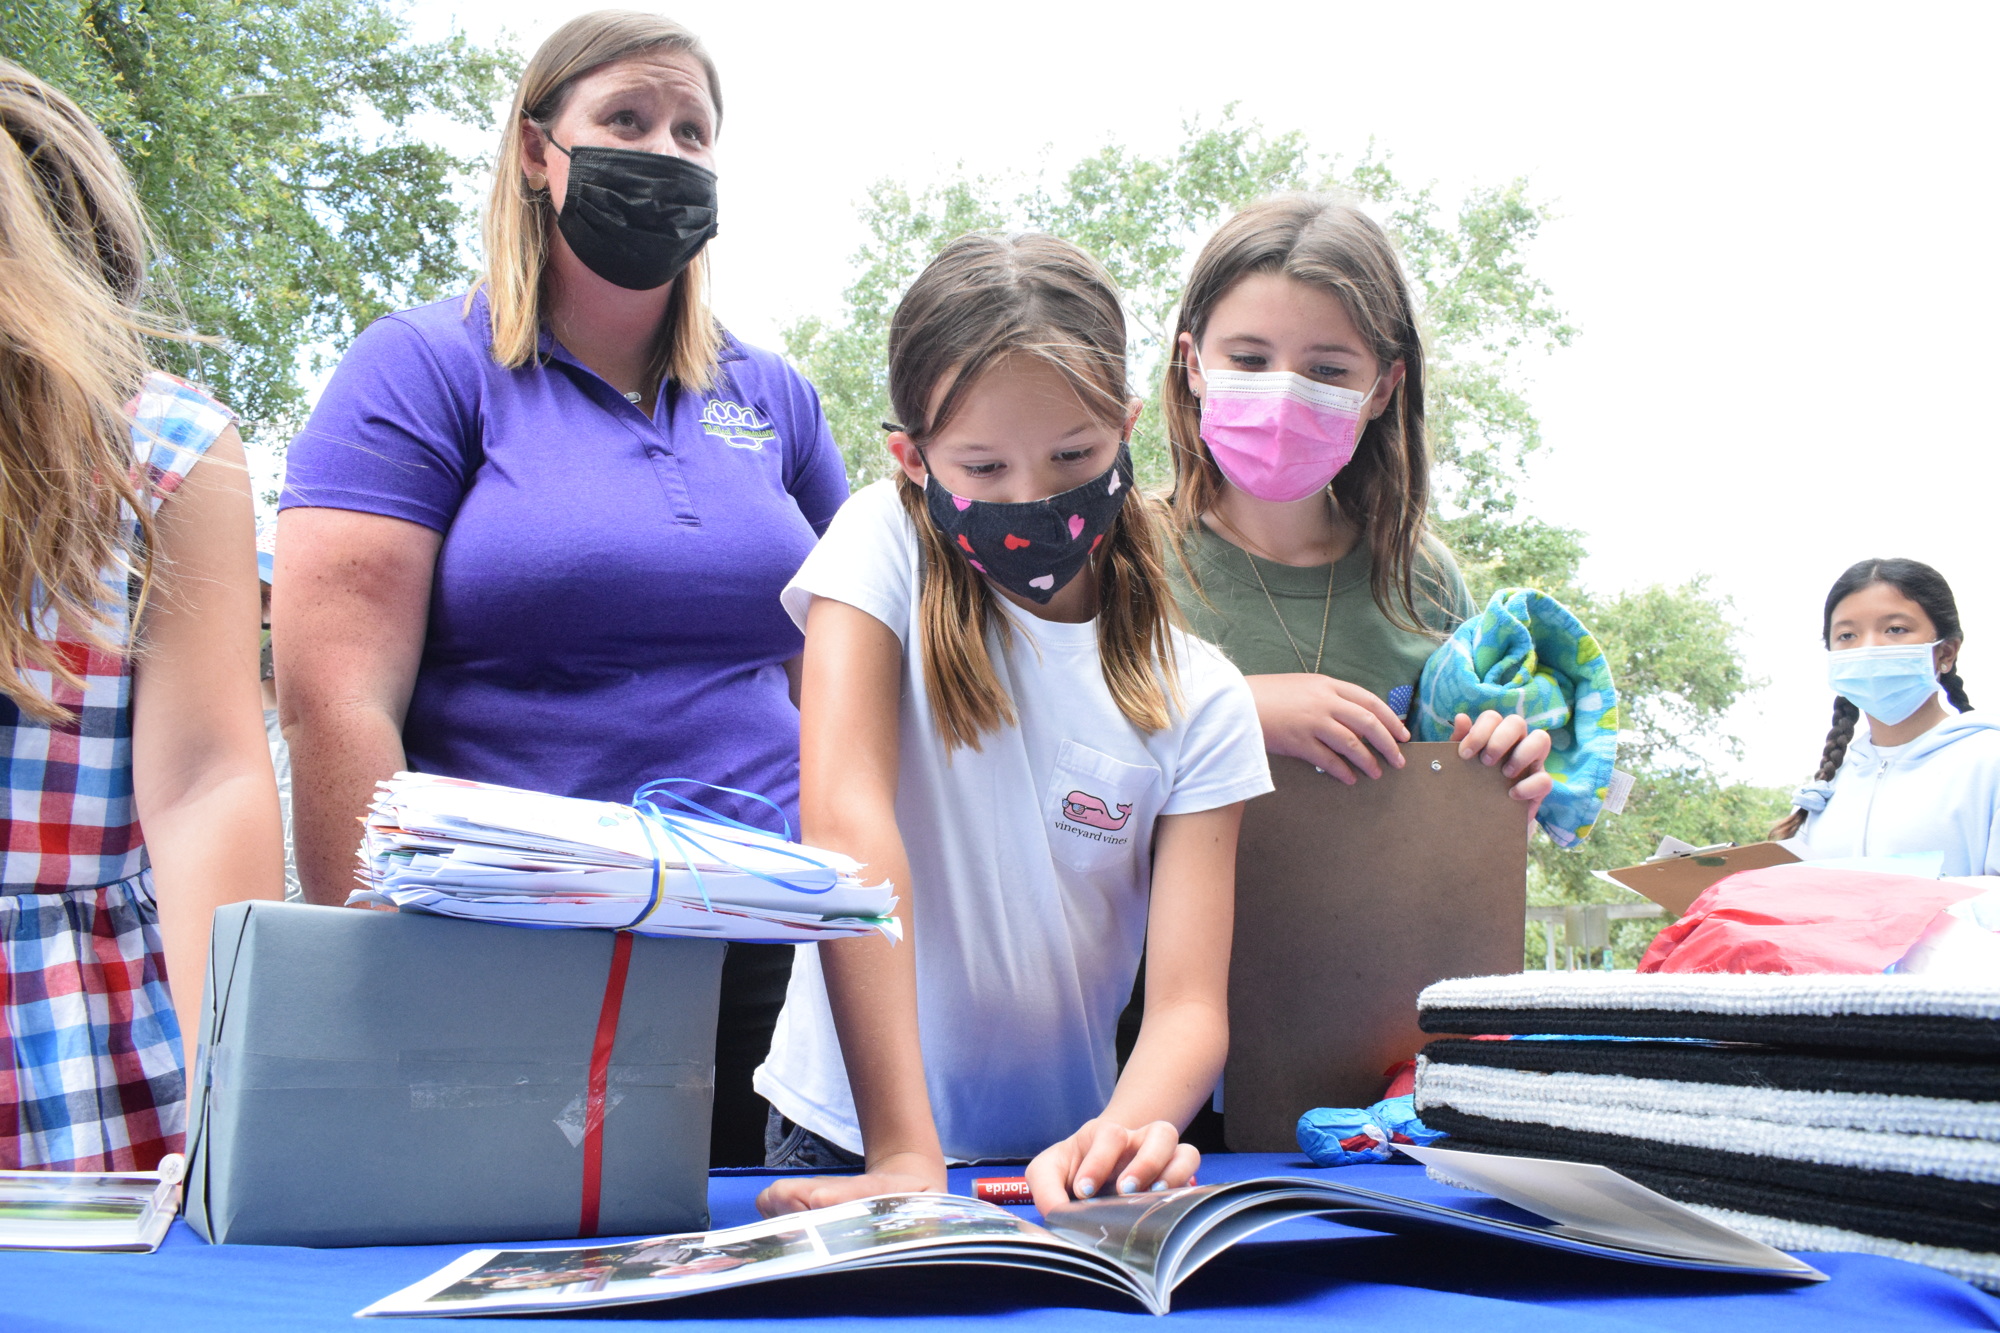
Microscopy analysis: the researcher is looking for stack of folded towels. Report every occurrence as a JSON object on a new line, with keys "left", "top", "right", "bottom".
{"left": 1412, "top": 972, "right": 2000, "bottom": 1290}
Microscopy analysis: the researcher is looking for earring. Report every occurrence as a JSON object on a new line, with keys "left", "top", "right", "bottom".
{"left": 526, "top": 172, "right": 547, "bottom": 191}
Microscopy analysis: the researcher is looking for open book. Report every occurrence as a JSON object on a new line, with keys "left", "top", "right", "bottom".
{"left": 360, "top": 1146, "right": 1824, "bottom": 1318}
{"left": 0, "top": 1153, "right": 184, "bottom": 1253}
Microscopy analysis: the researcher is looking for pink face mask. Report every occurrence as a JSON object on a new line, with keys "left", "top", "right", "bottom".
{"left": 1195, "top": 355, "right": 1374, "bottom": 503}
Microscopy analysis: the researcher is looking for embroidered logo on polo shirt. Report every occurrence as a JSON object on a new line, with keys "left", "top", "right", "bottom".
{"left": 699, "top": 399, "right": 777, "bottom": 450}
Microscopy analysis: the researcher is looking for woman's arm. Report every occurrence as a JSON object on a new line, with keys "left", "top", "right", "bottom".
{"left": 1025, "top": 802, "right": 1241, "bottom": 1213}
{"left": 273, "top": 507, "right": 440, "bottom": 905}
{"left": 756, "top": 596, "right": 947, "bottom": 1217}
{"left": 130, "top": 426, "right": 285, "bottom": 1056}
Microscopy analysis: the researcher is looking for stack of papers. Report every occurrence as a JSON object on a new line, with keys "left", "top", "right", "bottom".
{"left": 349, "top": 773, "right": 898, "bottom": 944}
{"left": 0, "top": 1154, "right": 183, "bottom": 1252}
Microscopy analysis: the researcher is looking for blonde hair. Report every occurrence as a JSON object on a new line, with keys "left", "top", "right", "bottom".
{"left": 1164, "top": 195, "right": 1438, "bottom": 633}
{"left": 478, "top": 11, "right": 724, "bottom": 390}
{"left": 0, "top": 59, "right": 173, "bottom": 723}
{"left": 888, "top": 233, "right": 1181, "bottom": 750}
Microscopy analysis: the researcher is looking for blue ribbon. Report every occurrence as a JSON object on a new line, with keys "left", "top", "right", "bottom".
{"left": 632, "top": 777, "right": 794, "bottom": 842}
{"left": 622, "top": 778, "right": 838, "bottom": 931}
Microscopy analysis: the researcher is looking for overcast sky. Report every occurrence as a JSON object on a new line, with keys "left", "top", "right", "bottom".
{"left": 394, "top": 0, "right": 1999, "bottom": 793}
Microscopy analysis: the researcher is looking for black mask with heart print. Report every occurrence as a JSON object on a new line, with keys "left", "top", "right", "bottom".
{"left": 920, "top": 445, "right": 1134, "bottom": 604}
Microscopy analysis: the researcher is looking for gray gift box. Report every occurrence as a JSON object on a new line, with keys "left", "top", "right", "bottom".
{"left": 186, "top": 901, "right": 724, "bottom": 1246}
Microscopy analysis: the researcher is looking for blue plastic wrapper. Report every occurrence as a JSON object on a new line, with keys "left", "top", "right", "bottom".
{"left": 1296, "top": 1096, "right": 1445, "bottom": 1167}
{"left": 1373, "top": 1094, "right": 1448, "bottom": 1148}
{"left": 1296, "top": 1107, "right": 1394, "bottom": 1166}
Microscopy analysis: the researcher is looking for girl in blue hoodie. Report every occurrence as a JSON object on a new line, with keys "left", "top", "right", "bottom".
{"left": 1773, "top": 558, "right": 1998, "bottom": 877}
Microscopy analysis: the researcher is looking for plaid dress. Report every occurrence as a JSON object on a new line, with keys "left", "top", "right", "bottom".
{"left": 0, "top": 373, "right": 232, "bottom": 1170}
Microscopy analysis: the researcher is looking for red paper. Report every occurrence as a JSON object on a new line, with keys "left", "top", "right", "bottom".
{"left": 1638, "top": 867, "right": 1979, "bottom": 974}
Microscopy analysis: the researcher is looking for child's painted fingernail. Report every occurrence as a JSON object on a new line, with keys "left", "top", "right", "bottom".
{"left": 1150, "top": 1180, "right": 1168, "bottom": 1192}
{"left": 1118, "top": 1176, "right": 1139, "bottom": 1195}
{"left": 1074, "top": 1177, "right": 1096, "bottom": 1199}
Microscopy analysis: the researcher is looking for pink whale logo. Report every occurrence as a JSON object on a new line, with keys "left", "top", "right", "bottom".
{"left": 1062, "top": 790, "right": 1133, "bottom": 831}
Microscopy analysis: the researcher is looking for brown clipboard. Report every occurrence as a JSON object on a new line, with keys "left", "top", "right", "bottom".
{"left": 1224, "top": 744, "right": 1527, "bottom": 1151}
{"left": 1597, "top": 842, "right": 1801, "bottom": 917}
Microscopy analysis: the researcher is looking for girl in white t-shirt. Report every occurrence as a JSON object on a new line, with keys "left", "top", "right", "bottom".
{"left": 753, "top": 234, "right": 1274, "bottom": 1216}
{"left": 1771, "top": 557, "right": 1998, "bottom": 876}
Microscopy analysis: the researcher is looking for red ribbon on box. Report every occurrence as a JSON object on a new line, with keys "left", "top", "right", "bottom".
{"left": 578, "top": 930, "right": 635, "bottom": 1239}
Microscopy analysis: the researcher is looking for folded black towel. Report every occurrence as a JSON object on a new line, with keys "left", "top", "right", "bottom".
{"left": 1418, "top": 1037, "right": 2000, "bottom": 1103}
{"left": 1426, "top": 1130, "right": 2000, "bottom": 1291}
{"left": 1418, "top": 1109, "right": 2000, "bottom": 1237}
{"left": 1411, "top": 974, "right": 2000, "bottom": 1290}
{"left": 1418, "top": 974, "right": 2000, "bottom": 1056}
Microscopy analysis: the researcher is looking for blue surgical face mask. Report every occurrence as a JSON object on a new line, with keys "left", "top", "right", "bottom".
{"left": 1827, "top": 640, "right": 1940, "bottom": 726}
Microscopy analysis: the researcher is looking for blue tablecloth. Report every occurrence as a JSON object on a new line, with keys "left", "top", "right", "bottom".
{"left": 8, "top": 1154, "right": 1997, "bottom": 1330}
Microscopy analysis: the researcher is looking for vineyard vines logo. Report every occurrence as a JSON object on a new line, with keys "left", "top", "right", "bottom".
{"left": 699, "top": 399, "right": 777, "bottom": 450}
{"left": 1061, "top": 790, "right": 1133, "bottom": 831}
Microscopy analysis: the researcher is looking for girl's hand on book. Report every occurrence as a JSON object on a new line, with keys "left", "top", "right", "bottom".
{"left": 1246, "top": 674, "right": 1409, "bottom": 783}
{"left": 755, "top": 1152, "right": 948, "bottom": 1218}
{"left": 1449, "top": 710, "right": 1554, "bottom": 824}
{"left": 1026, "top": 1118, "right": 1199, "bottom": 1216}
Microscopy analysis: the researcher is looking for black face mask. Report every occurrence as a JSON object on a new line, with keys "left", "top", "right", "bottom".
{"left": 920, "top": 445, "right": 1134, "bottom": 605}
{"left": 545, "top": 135, "right": 718, "bottom": 291}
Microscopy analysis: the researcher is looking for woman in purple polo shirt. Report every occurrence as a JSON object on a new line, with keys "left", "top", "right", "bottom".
{"left": 275, "top": 12, "right": 848, "bottom": 1165}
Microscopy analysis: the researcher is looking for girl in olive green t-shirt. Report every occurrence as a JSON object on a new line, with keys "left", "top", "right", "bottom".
{"left": 1160, "top": 195, "right": 1549, "bottom": 800}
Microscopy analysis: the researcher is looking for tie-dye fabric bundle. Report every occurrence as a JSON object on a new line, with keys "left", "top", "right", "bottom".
{"left": 1414, "top": 588, "right": 1619, "bottom": 847}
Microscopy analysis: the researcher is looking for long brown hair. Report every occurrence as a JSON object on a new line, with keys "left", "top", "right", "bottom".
{"left": 477, "top": 11, "right": 725, "bottom": 391}
{"left": 888, "top": 233, "right": 1181, "bottom": 750}
{"left": 0, "top": 60, "right": 174, "bottom": 723}
{"left": 1164, "top": 195, "right": 1436, "bottom": 632}
{"left": 1772, "top": 558, "right": 1972, "bottom": 839}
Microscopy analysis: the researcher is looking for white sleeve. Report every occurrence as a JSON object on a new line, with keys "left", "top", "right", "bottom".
{"left": 1984, "top": 785, "right": 2000, "bottom": 877}
{"left": 1160, "top": 641, "right": 1275, "bottom": 816}
{"left": 780, "top": 480, "right": 918, "bottom": 645}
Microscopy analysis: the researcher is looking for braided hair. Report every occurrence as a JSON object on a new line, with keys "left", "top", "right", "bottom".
{"left": 1772, "top": 558, "right": 1970, "bottom": 839}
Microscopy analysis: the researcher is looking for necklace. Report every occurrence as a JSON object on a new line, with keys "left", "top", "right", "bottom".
{"left": 1249, "top": 553, "right": 1335, "bottom": 675}
{"left": 1209, "top": 512, "right": 1335, "bottom": 675}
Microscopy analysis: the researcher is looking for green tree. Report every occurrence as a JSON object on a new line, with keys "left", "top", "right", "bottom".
{"left": 3, "top": 0, "right": 516, "bottom": 436}
{"left": 787, "top": 111, "right": 1791, "bottom": 966}
{"left": 1529, "top": 579, "right": 1792, "bottom": 967}
{"left": 783, "top": 178, "right": 1010, "bottom": 487}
